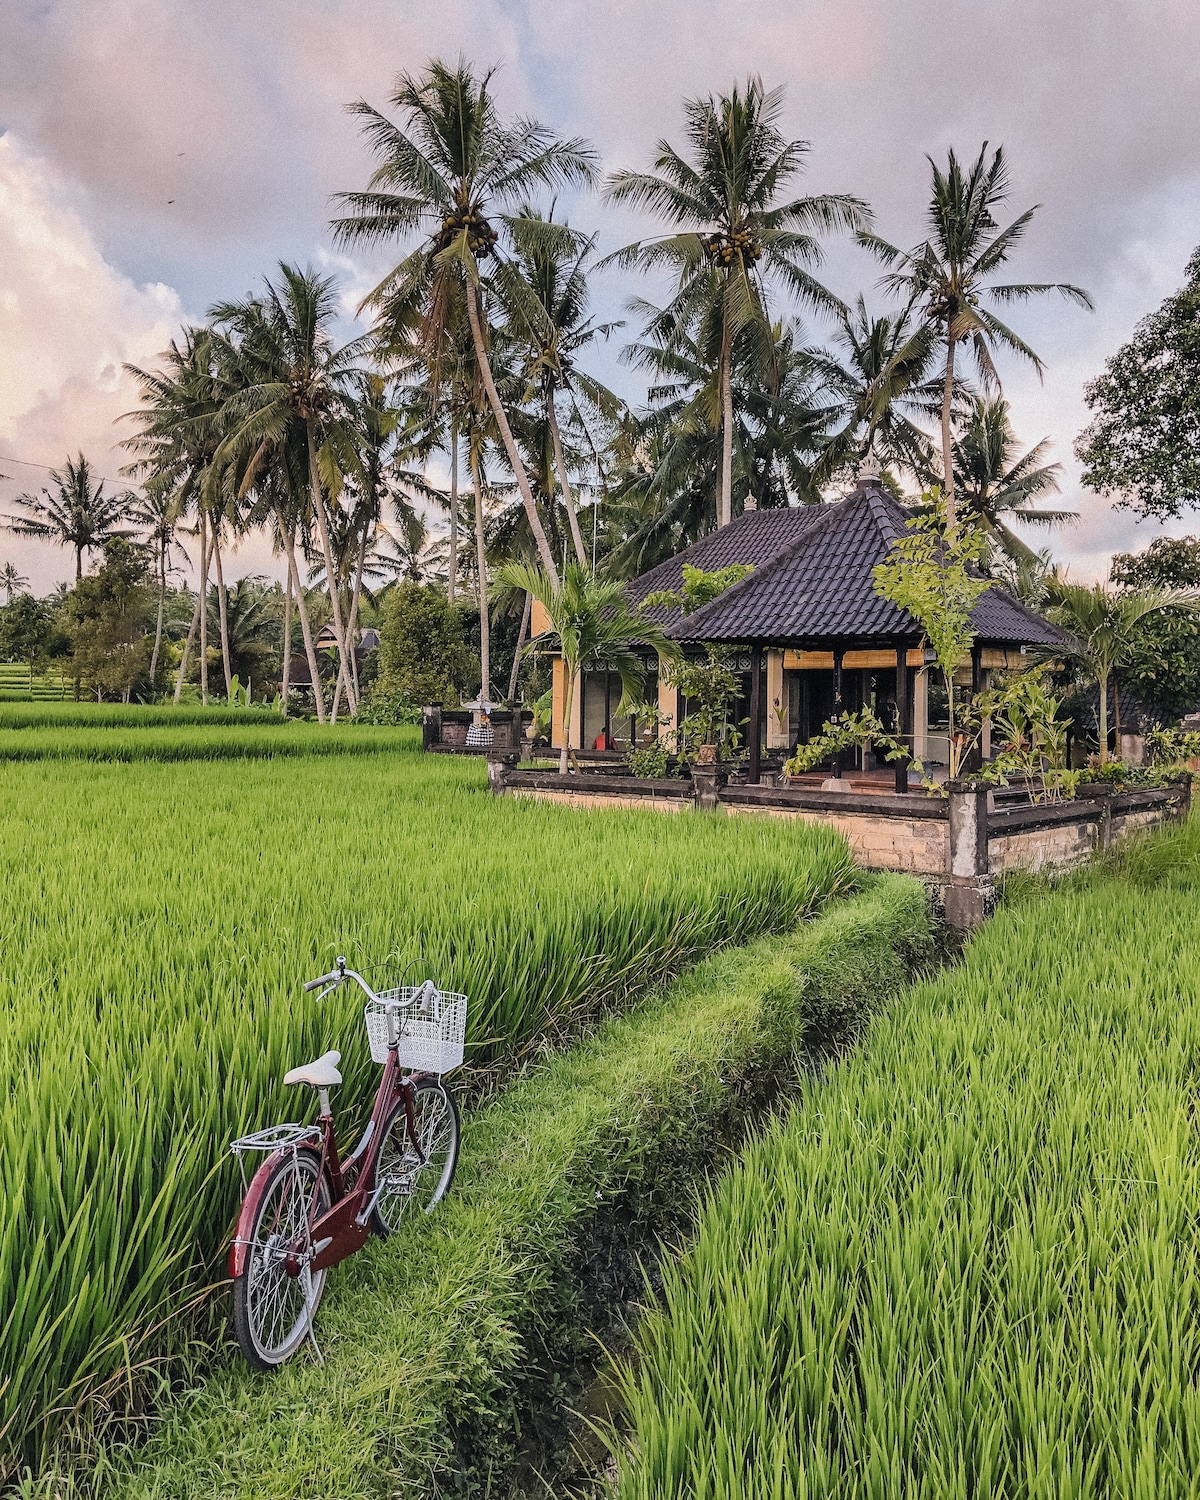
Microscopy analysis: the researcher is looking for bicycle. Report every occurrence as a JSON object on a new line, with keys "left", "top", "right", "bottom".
{"left": 228, "top": 957, "right": 467, "bottom": 1370}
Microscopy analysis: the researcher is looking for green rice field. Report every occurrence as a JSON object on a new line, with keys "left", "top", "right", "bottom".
{"left": 614, "top": 817, "right": 1200, "bottom": 1499}
{"left": 0, "top": 728, "right": 854, "bottom": 1480}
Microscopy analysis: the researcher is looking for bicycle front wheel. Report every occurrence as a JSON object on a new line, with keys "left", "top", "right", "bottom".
{"left": 371, "top": 1078, "right": 460, "bottom": 1236}
{"left": 232, "top": 1147, "right": 331, "bottom": 1370}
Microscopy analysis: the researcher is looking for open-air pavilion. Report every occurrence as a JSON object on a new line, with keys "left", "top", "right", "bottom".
{"left": 545, "top": 471, "right": 1072, "bottom": 790}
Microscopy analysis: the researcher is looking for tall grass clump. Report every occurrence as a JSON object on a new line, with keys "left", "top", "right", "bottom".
{"left": 614, "top": 816, "right": 1200, "bottom": 1499}
{"left": 0, "top": 746, "right": 853, "bottom": 1481}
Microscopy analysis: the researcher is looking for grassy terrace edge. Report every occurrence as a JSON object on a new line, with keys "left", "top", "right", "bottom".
{"left": 57, "top": 877, "right": 932, "bottom": 1498}
{"left": 612, "top": 816, "right": 1200, "bottom": 1499}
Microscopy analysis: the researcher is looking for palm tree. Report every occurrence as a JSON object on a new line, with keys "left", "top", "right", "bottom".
{"left": 332, "top": 58, "right": 598, "bottom": 587}
{"left": 952, "top": 395, "right": 1072, "bottom": 564}
{"left": 127, "top": 482, "right": 189, "bottom": 682}
{"left": 2, "top": 454, "right": 130, "bottom": 581}
{"left": 499, "top": 560, "right": 676, "bottom": 773}
{"left": 209, "top": 265, "right": 368, "bottom": 717}
{"left": 498, "top": 210, "right": 622, "bottom": 566}
{"left": 868, "top": 143, "right": 1091, "bottom": 530}
{"left": 123, "top": 328, "right": 237, "bottom": 704}
{"left": 1044, "top": 580, "right": 1200, "bottom": 760}
{"left": 0, "top": 562, "right": 29, "bottom": 604}
{"left": 808, "top": 297, "right": 940, "bottom": 486}
{"left": 605, "top": 77, "right": 867, "bottom": 528}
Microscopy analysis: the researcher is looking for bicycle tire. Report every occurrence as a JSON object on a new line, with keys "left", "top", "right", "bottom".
{"left": 370, "top": 1077, "right": 460, "bottom": 1236}
{"left": 232, "top": 1146, "right": 331, "bottom": 1370}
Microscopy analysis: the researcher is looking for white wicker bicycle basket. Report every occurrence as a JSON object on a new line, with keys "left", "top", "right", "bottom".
{"left": 364, "top": 985, "right": 467, "bottom": 1073}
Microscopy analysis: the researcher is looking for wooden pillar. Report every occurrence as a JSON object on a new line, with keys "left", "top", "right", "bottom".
{"left": 748, "top": 644, "right": 763, "bottom": 785}
{"left": 966, "top": 645, "right": 984, "bottom": 773}
{"left": 894, "top": 647, "right": 911, "bottom": 794}
{"left": 832, "top": 647, "right": 845, "bottom": 775}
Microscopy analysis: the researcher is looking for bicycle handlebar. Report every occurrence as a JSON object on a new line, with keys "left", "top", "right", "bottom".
{"left": 304, "top": 971, "right": 340, "bottom": 993}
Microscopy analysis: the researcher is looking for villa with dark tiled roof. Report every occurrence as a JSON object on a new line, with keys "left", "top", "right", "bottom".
{"left": 540, "top": 471, "right": 1072, "bottom": 786}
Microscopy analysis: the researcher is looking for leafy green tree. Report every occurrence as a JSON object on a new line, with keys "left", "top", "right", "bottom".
{"left": 61, "top": 538, "right": 156, "bottom": 701}
{"left": 1110, "top": 536, "right": 1200, "bottom": 723}
{"left": 873, "top": 497, "right": 990, "bottom": 777}
{"left": 869, "top": 144, "right": 1091, "bottom": 530}
{"left": 377, "top": 581, "right": 475, "bottom": 707}
{"left": 1044, "top": 578, "right": 1200, "bottom": 759}
{"left": 606, "top": 77, "right": 866, "bottom": 528}
{"left": 500, "top": 560, "right": 676, "bottom": 773}
{"left": 2, "top": 455, "right": 131, "bottom": 581}
{"left": 0, "top": 594, "right": 52, "bottom": 688}
{"left": 1076, "top": 246, "right": 1200, "bottom": 520}
{"left": 333, "top": 59, "right": 597, "bottom": 586}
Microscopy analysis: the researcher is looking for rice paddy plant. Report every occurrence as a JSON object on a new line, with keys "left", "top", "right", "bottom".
{"left": 0, "top": 745, "right": 853, "bottom": 1480}
{"left": 0, "top": 702, "right": 285, "bottom": 728}
{"left": 614, "top": 816, "right": 1200, "bottom": 1499}
{"left": 0, "top": 722, "right": 418, "bottom": 761}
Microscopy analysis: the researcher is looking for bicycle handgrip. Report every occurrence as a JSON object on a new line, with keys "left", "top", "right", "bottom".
{"left": 304, "top": 971, "right": 339, "bottom": 992}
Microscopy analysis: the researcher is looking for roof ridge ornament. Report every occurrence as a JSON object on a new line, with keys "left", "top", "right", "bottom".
{"left": 856, "top": 434, "right": 882, "bottom": 487}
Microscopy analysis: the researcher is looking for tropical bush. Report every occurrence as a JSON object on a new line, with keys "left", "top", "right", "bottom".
{"left": 613, "top": 816, "right": 1200, "bottom": 1500}
{"left": 1, "top": 737, "right": 853, "bottom": 1480}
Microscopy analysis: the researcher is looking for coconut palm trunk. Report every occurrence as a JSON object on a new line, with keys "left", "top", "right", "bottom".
{"left": 198, "top": 510, "right": 210, "bottom": 704}
{"left": 508, "top": 589, "right": 531, "bottom": 702}
{"left": 174, "top": 523, "right": 209, "bottom": 704}
{"left": 471, "top": 455, "right": 491, "bottom": 702}
{"left": 285, "top": 532, "right": 326, "bottom": 723}
{"left": 719, "top": 322, "right": 734, "bottom": 529}
{"left": 211, "top": 521, "right": 233, "bottom": 699}
{"left": 306, "top": 426, "right": 356, "bottom": 717}
{"left": 546, "top": 396, "right": 587, "bottom": 565}
{"left": 464, "top": 287, "right": 560, "bottom": 587}
{"left": 941, "top": 324, "right": 957, "bottom": 532}
{"left": 559, "top": 664, "right": 576, "bottom": 776}
{"left": 281, "top": 554, "right": 292, "bottom": 715}
{"left": 149, "top": 543, "right": 166, "bottom": 684}
{"left": 448, "top": 423, "right": 458, "bottom": 605}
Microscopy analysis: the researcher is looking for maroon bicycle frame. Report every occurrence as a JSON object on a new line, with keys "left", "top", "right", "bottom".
{"left": 229, "top": 1045, "right": 428, "bottom": 1280}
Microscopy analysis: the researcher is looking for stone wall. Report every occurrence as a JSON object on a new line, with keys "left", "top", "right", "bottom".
{"left": 494, "top": 764, "right": 1189, "bottom": 927}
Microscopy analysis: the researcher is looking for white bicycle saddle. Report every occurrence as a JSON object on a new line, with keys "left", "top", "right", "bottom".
{"left": 283, "top": 1050, "right": 342, "bottom": 1088}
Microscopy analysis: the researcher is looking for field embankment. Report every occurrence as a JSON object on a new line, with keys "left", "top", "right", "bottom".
{"left": 614, "top": 816, "right": 1200, "bottom": 1499}
{"left": 1, "top": 737, "right": 853, "bottom": 1483}
{"left": 78, "top": 876, "right": 929, "bottom": 1498}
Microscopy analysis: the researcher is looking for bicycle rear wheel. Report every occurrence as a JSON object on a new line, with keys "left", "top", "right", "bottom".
{"left": 232, "top": 1147, "right": 331, "bottom": 1370}
{"left": 371, "top": 1078, "right": 460, "bottom": 1236}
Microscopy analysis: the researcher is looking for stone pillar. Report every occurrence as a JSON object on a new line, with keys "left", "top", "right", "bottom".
{"left": 1077, "top": 782, "right": 1115, "bottom": 851}
{"left": 1169, "top": 773, "right": 1193, "bottom": 822}
{"left": 691, "top": 764, "right": 720, "bottom": 811}
{"left": 486, "top": 754, "right": 517, "bottom": 794}
{"left": 422, "top": 704, "right": 442, "bottom": 751}
{"left": 945, "top": 779, "right": 993, "bottom": 931}
{"left": 913, "top": 669, "right": 929, "bottom": 761}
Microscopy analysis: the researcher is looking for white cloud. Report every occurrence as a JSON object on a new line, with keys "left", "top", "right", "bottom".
{"left": 0, "top": 134, "right": 187, "bottom": 589}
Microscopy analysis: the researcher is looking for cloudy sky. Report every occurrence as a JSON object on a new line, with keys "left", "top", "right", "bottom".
{"left": 2, "top": 0, "right": 1198, "bottom": 592}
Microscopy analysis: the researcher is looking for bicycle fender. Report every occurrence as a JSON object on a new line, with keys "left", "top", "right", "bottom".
{"left": 228, "top": 1146, "right": 322, "bottom": 1279}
